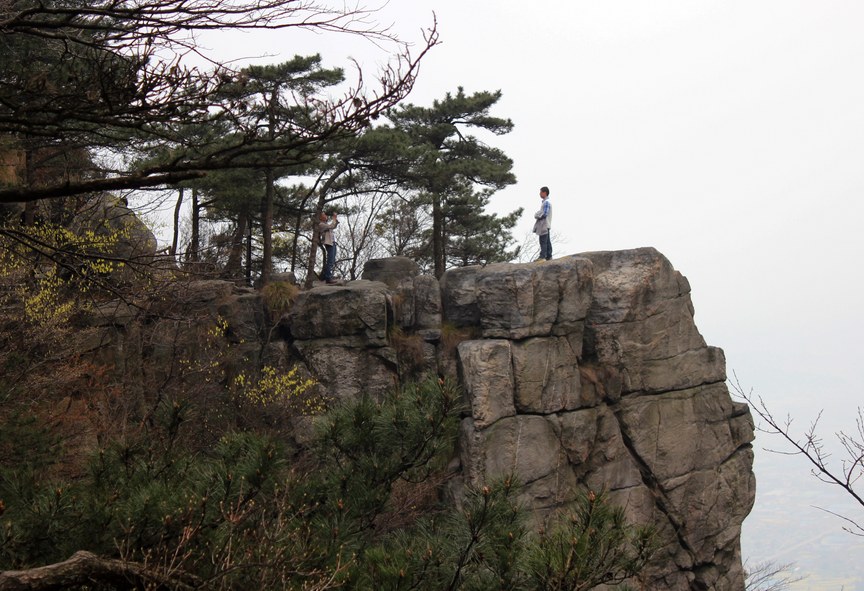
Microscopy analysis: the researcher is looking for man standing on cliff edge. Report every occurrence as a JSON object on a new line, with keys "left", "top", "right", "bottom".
{"left": 533, "top": 186, "right": 552, "bottom": 261}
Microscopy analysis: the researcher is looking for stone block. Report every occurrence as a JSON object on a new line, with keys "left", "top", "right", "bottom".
{"left": 457, "top": 339, "right": 515, "bottom": 428}
{"left": 475, "top": 257, "right": 593, "bottom": 339}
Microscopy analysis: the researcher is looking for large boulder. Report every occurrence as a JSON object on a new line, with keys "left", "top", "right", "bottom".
{"left": 71, "top": 195, "right": 158, "bottom": 261}
{"left": 457, "top": 339, "right": 516, "bottom": 428}
{"left": 580, "top": 247, "right": 727, "bottom": 394}
{"left": 286, "top": 280, "right": 392, "bottom": 346}
{"left": 286, "top": 281, "right": 399, "bottom": 403}
{"left": 396, "top": 274, "right": 442, "bottom": 332}
{"left": 362, "top": 256, "right": 420, "bottom": 289}
{"left": 511, "top": 336, "right": 588, "bottom": 413}
{"left": 292, "top": 340, "right": 397, "bottom": 403}
{"left": 440, "top": 265, "right": 482, "bottom": 327}
{"left": 475, "top": 257, "right": 593, "bottom": 339}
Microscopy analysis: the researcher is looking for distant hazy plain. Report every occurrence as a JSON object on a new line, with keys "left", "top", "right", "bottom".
{"left": 743, "top": 443, "right": 864, "bottom": 590}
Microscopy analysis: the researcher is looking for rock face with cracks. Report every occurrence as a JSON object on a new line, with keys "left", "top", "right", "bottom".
{"left": 287, "top": 248, "right": 755, "bottom": 590}
{"left": 78, "top": 247, "right": 754, "bottom": 589}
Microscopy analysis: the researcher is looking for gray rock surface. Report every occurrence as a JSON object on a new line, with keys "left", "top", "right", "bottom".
{"left": 286, "top": 280, "right": 391, "bottom": 345}
{"left": 79, "top": 250, "right": 754, "bottom": 590}
{"left": 475, "top": 257, "right": 593, "bottom": 339}
{"left": 361, "top": 256, "right": 420, "bottom": 289}
{"left": 443, "top": 248, "right": 754, "bottom": 590}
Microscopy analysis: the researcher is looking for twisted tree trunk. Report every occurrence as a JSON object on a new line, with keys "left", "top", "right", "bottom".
{"left": 0, "top": 551, "right": 199, "bottom": 591}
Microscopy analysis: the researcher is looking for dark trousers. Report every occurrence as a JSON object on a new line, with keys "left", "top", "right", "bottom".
{"left": 323, "top": 243, "right": 336, "bottom": 280}
{"left": 539, "top": 233, "right": 552, "bottom": 260}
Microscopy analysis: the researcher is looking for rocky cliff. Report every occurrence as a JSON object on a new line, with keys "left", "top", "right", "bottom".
{"left": 71, "top": 247, "right": 755, "bottom": 590}
{"left": 286, "top": 248, "right": 755, "bottom": 590}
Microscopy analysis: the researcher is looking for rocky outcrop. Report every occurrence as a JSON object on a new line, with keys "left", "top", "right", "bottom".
{"left": 361, "top": 256, "right": 420, "bottom": 289}
{"left": 285, "top": 281, "right": 398, "bottom": 402}
{"left": 75, "top": 247, "right": 754, "bottom": 590}
{"left": 287, "top": 248, "right": 755, "bottom": 590}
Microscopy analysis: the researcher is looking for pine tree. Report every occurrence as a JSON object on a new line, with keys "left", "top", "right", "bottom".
{"left": 385, "top": 88, "right": 520, "bottom": 277}
{"left": 0, "top": 372, "right": 658, "bottom": 590}
{"left": 0, "top": 0, "right": 439, "bottom": 204}
{"left": 440, "top": 186, "right": 522, "bottom": 268}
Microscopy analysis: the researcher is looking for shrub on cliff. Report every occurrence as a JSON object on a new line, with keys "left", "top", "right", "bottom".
{"left": 0, "top": 376, "right": 656, "bottom": 590}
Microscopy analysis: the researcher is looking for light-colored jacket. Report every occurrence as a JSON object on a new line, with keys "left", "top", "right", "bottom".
{"left": 318, "top": 218, "right": 339, "bottom": 245}
{"left": 532, "top": 198, "right": 551, "bottom": 235}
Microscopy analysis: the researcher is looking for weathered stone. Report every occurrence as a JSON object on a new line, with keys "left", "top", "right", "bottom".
{"left": 412, "top": 275, "right": 442, "bottom": 329}
{"left": 219, "top": 292, "right": 267, "bottom": 344}
{"left": 293, "top": 340, "right": 397, "bottom": 403}
{"left": 440, "top": 265, "right": 481, "bottom": 327}
{"left": 457, "top": 339, "right": 515, "bottom": 428}
{"left": 361, "top": 256, "right": 420, "bottom": 289}
{"left": 163, "top": 280, "right": 236, "bottom": 311}
{"left": 638, "top": 346, "right": 727, "bottom": 393}
{"left": 581, "top": 247, "right": 723, "bottom": 394}
{"left": 516, "top": 469, "right": 580, "bottom": 513}
{"left": 662, "top": 448, "right": 754, "bottom": 590}
{"left": 286, "top": 281, "right": 391, "bottom": 345}
{"left": 394, "top": 274, "right": 441, "bottom": 330}
{"left": 614, "top": 383, "right": 755, "bottom": 590}
{"left": 459, "top": 415, "right": 565, "bottom": 489}
{"left": 395, "top": 278, "right": 415, "bottom": 329}
{"left": 71, "top": 196, "right": 158, "bottom": 264}
{"left": 581, "top": 247, "right": 691, "bottom": 325}
{"left": 511, "top": 336, "right": 584, "bottom": 413}
{"left": 474, "top": 257, "right": 593, "bottom": 339}
{"left": 551, "top": 407, "right": 600, "bottom": 468}
{"left": 617, "top": 383, "right": 754, "bottom": 481}
{"left": 580, "top": 405, "right": 645, "bottom": 491}
{"left": 81, "top": 300, "right": 139, "bottom": 327}
{"left": 270, "top": 271, "right": 298, "bottom": 285}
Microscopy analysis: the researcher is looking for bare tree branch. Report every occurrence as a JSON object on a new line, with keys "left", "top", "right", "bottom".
{"left": 0, "top": 550, "right": 200, "bottom": 591}
{"left": 0, "top": 1, "right": 440, "bottom": 203}
{"left": 743, "top": 559, "right": 804, "bottom": 591}
{"left": 730, "top": 373, "right": 864, "bottom": 536}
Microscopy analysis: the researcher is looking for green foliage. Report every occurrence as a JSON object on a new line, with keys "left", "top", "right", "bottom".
{"left": 523, "top": 490, "right": 659, "bottom": 591}
{"left": 0, "top": 377, "right": 656, "bottom": 590}
{"left": 0, "top": 377, "right": 464, "bottom": 587}
{"left": 0, "top": 399, "right": 297, "bottom": 578}
{"left": 0, "top": 412, "right": 67, "bottom": 564}
{"left": 310, "top": 377, "right": 463, "bottom": 537}
{"left": 381, "top": 87, "right": 520, "bottom": 277}
{"left": 442, "top": 186, "right": 523, "bottom": 268}
{"left": 356, "top": 479, "right": 527, "bottom": 591}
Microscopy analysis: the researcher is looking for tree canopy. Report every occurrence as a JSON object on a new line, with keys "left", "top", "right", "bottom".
{"left": 0, "top": 0, "right": 438, "bottom": 203}
{"left": 384, "top": 87, "right": 519, "bottom": 277}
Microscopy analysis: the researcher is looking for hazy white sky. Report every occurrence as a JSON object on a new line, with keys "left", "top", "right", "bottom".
{"left": 209, "top": 2, "right": 864, "bottom": 586}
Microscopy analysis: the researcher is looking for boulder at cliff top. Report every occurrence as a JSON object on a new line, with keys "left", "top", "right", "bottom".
{"left": 362, "top": 256, "right": 420, "bottom": 289}
{"left": 286, "top": 280, "right": 391, "bottom": 346}
{"left": 475, "top": 257, "right": 593, "bottom": 339}
{"left": 580, "top": 247, "right": 726, "bottom": 394}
